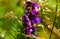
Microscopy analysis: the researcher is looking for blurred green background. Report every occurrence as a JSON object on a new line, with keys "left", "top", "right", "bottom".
{"left": 0, "top": 0, "right": 60, "bottom": 39}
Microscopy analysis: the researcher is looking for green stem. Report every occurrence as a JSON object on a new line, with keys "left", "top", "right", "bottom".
{"left": 49, "top": 0, "right": 58, "bottom": 39}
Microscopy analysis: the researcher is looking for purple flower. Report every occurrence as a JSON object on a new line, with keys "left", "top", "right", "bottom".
{"left": 32, "top": 1, "right": 37, "bottom": 5}
{"left": 32, "top": 27, "right": 37, "bottom": 31}
{"left": 36, "top": 5, "right": 40, "bottom": 8}
{"left": 26, "top": 10, "right": 29, "bottom": 13}
{"left": 34, "top": 17, "right": 41, "bottom": 24}
{"left": 22, "top": 14, "right": 32, "bottom": 28}
{"left": 25, "top": 28, "right": 33, "bottom": 35}
{"left": 32, "top": 9, "right": 39, "bottom": 15}
{"left": 33, "top": 5, "right": 40, "bottom": 11}
{"left": 32, "top": 17, "right": 41, "bottom": 24}
{"left": 23, "top": 21, "right": 32, "bottom": 28}
{"left": 24, "top": 14, "right": 30, "bottom": 21}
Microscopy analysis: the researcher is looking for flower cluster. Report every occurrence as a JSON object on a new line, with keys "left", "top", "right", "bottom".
{"left": 21, "top": 1, "right": 41, "bottom": 37}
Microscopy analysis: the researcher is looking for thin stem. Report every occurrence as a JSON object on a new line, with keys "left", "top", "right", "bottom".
{"left": 49, "top": 0, "right": 58, "bottom": 39}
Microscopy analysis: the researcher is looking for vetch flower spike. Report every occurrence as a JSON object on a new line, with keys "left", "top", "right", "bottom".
{"left": 20, "top": 0, "right": 42, "bottom": 38}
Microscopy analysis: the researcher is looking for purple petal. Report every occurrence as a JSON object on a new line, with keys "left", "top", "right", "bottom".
{"left": 25, "top": 28, "right": 33, "bottom": 34}
{"left": 24, "top": 14, "right": 30, "bottom": 21}
{"left": 34, "top": 17, "right": 41, "bottom": 24}
{"left": 32, "top": 9, "right": 38, "bottom": 15}
{"left": 31, "top": 19, "right": 35, "bottom": 25}
{"left": 31, "top": 17, "right": 42, "bottom": 24}
{"left": 26, "top": 10, "right": 29, "bottom": 13}
{"left": 32, "top": 1, "right": 37, "bottom": 5}
{"left": 36, "top": 5, "right": 40, "bottom": 8}
{"left": 23, "top": 21, "right": 32, "bottom": 28}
